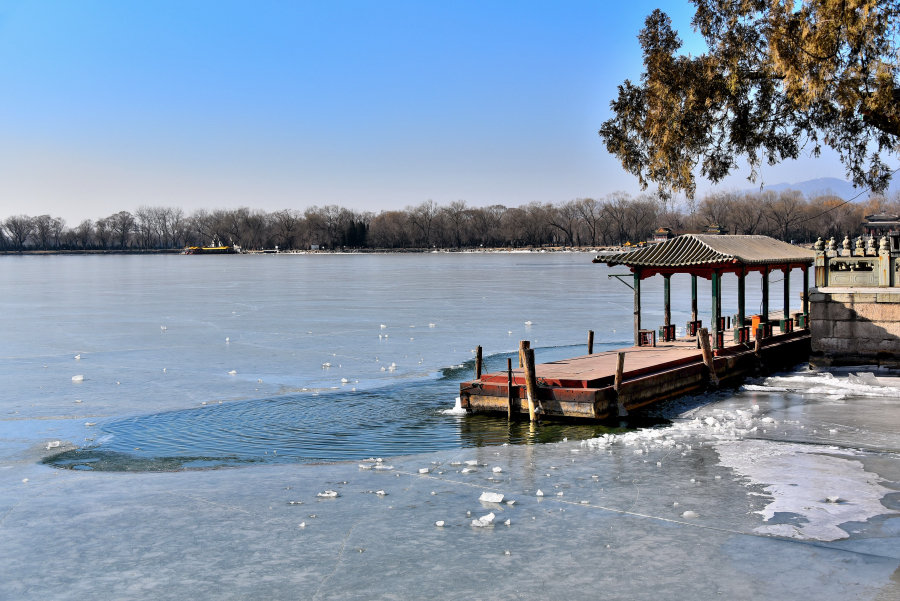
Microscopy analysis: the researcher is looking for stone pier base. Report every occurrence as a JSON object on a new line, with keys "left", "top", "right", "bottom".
{"left": 809, "top": 287, "right": 900, "bottom": 367}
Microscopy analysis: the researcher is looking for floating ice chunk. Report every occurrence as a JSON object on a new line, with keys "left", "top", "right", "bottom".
{"left": 225, "top": 337, "right": 230, "bottom": 343}
{"left": 160, "top": 326, "right": 167, "bottom": 331}
{"left": 492, "top": 466, "right": 503, "bottom": 473}
{"left": 536, "top": 489, "right": 544, "bottom": 497}
{"left": 317, "top": 490, "right": 339, "bottom": 498}
{"left": 479, "top": 491, "right": 504, "bottom": 504}
{"left": 74, "top": 354, "right": 81, "bottom": 360}
{"left": 465, "top": 460, "right": 478, "bottom": 466}
{"left": 322, "top": 362, "right": 331, "bottom": 368}
{"left": 428, "top": 323, "right": 436, "bottom": 328}
{"left": 375, "top": 490, "right": 387, "bottom": 496}
{"left": 524, "top": 321, "right": 533, "bottom": 326}
{"left": 380, "top": 324, "right": 387, "bottom": 329}
{"left": 681, "top": 510, "right": 698, "bottom": 518}
{"left": 228, "top": 370, "right": 237, "bottom": 375}
{"left": 341, "top": 378, "right": 349, "bottom": 383}
{"left": 298, "top": 522, "right": 306, "bottom": 528}
{"left": 418, "top": 468, "right": 430, "bottom": 474}
{"left": 287, "top": 500, "right": 303, "bottom": 505}
{"left": 46, "top": 440, "right": 60, "bottom": 449}
{"left": 506, "top": 500, "right": 516, "bottom": 506}
{"left": 460, "top": 468, "right": 474, "bottom": 474}
{"left": 826, "top": 495, "right": 841, "bottom": 504}
{"left": 504, "top": 519, "right": 511, "bottom": 526}
{"left": 556, "top": 492, "right": 564, "bottom": 497}
{"left": 71, "top": 375, "right": 84, "bottom": 382}
{"left": 22, "top": 478, "right": 28, "bottom": 483}
{"left": 84, "top": 422, "right": 96, "bottom": 427}
{"left": 74, "top": 399, "right": 82, "bottom": 403}
{"left": 434, "top": 521, "right": 445, "bottom": 527}
{"left": 471, "top": 512, "right": 495, "bottom": 527}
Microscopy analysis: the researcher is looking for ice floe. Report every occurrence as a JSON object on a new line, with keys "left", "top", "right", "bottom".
{"left": 715, "top": 439, "right": 898, "bottom": 541}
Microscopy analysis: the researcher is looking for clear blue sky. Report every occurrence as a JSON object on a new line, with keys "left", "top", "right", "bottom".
{"left": 0, "top": 0, "right": 847, "bottom": 224}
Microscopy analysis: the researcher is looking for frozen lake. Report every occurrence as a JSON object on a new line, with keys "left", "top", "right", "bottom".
{"left": 1, "top": 252, "right": 899, "bottom": 599}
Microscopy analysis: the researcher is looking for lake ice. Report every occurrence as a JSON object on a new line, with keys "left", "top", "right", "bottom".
{"left": 1, "top": 253, "right": 898, "bottom": 600}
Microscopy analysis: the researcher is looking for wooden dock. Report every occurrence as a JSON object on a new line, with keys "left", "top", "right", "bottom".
{"left": 459, "top": 330, "right": 811, "bottom": 420}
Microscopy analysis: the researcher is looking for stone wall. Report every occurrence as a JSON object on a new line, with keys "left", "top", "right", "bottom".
{"left": 809, "top": 287, "right": 900, "bottom": 367}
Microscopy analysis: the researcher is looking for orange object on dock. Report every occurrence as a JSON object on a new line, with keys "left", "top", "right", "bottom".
{"left": 459, "top": 330, "right": 810, "bottom": 421}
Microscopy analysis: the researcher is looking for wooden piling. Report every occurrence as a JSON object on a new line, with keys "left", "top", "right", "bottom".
{"left": 506, "top": 358, "right": 514, "bottom": 420}
{"left": 523, "top": 347, "right": 539, "bottom": 422}
{"left": 698, "top": 327, "right": 719, "bottom": 387}
{"left": 614, "top": 351, "right": 625, "bottom": 391}
{"left": 475, "top": 346, "right": 483, "bottom": 379}
{"left": 588, "top": 330, "right": 594, "bottom": 355}
{"left": 614, "top": 351, "right": 628, "bottom": 416}
{"left": 518, "top": 340, "right": 530, "bottom": 368}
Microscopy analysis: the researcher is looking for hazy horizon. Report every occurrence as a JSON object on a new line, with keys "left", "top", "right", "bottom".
{"left": 0, "top": 1, "right": 853, "bottom": 225}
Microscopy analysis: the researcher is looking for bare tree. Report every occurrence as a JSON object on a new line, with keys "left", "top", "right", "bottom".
{"left": 4, "top": 215, "right": 34, "bottom": 251}
{"left": 272, "top": 209, "right": 302, "bottom": 250}
{"left": 33, "top": 215, "right": 55, "bottom": 250}
{"left": 573, "top": 198, "right": 602, "bottom": 245}
{"left": 107, "top": 211, "right": 135, "bottom": 249}
{"left": 547, "top": 200, "right": 580, "bottom": 246}
{"left": 74, "top": 220, "right": 95, "bottom": 249}
{"left": 469, "top": 205, "right": 506, "bottom": 247}
{"left": 764, "top": 191, "right": 806, "bottom": 242}
{"left": 368, "top": 211, "right": 410, "bottom": 248}
{"left": 407, "top": 200, "right": 439, "bottom": 247}
{"left": 441, "top": 200, "right": 471, "bottom": 248}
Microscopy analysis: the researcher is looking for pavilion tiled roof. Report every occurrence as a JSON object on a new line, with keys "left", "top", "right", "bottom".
{"left": 595, "top": 235, "right": 815, "bottom": 268}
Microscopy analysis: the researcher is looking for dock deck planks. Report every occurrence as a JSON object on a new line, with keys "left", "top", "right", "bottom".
{"left": 461, "top": 331, "right": 811, "bottom": 420}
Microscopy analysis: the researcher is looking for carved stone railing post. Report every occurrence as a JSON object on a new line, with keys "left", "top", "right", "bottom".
{"left": 814, "top": 236, "right": 828, "bottom": 287}
{"left": 879, "top": 236, "right": 892, "bottom": 287}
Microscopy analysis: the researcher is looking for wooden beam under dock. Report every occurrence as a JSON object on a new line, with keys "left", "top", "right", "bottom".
{"left": 459, "top": 330, "right": 810, "bottom": 421}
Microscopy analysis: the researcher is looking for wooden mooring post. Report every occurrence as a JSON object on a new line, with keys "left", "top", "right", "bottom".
{"left": 698, "top": 327, "right": 719, "bottom": 387}
{"left": 588, "top": 330, "right": 594, "bottom": 355}
{"left": 518, "top": 340, "right": 530, "bottom": 368}
{"left": 523, "top": 347, "right": 540, "bottom": 422}
{"left": 475, "top": 345, "right": 483, "bottom": 379}
{"left": 506, "top": 358, "right": 514, "bottom": 420}
{"left": 613, "top": 351, "right": 628, "bottom": 417}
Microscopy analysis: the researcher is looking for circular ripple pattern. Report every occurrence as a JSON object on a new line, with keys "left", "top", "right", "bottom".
{"left": 44, "top": 353, "right": 652, "bottom": 471}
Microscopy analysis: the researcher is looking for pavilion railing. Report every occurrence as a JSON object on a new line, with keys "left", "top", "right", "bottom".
{"left": 814, "top": 235, "right": 896, "bottom": 288}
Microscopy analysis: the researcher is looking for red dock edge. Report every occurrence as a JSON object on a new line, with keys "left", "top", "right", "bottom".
{"left": 459, "top": 331, "right": 811, "bottom": 420}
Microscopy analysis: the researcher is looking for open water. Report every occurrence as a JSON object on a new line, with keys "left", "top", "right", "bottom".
{"left": 2, "top": 252, "right": 899, "bottom": 600}
{"left": 2, "top": 251, "right": 760, "bottom": 469}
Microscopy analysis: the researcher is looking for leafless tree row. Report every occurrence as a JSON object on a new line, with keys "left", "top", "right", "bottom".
{"left": 1, "top": 190, "right": 895, "bottom": 252}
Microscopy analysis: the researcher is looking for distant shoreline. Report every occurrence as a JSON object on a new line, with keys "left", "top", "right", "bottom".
{"left": 1, "top": 246, "right": 622, "bottom": 256}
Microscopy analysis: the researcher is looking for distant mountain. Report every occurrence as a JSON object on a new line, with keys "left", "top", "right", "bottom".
{"left": 755, "top": 177, "right": 860, "bottom": 200}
